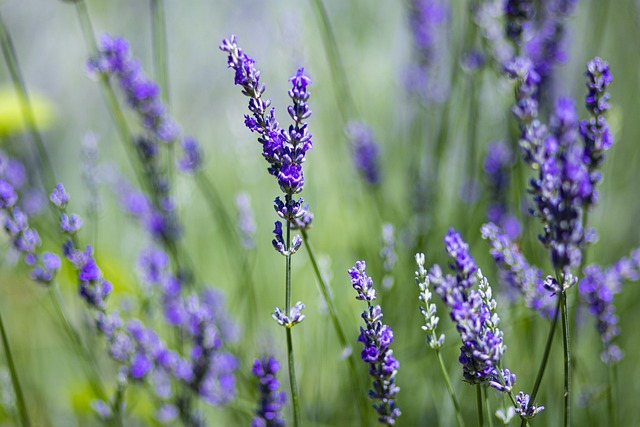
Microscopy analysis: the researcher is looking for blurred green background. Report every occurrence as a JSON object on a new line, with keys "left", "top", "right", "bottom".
{"left": 0, "top": 0, "right": 639, "bottom": 425}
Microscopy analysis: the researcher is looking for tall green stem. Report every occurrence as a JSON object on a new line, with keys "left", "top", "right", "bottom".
{"left": 435, "top": 350, "right": 465, "bottom": 427}
{"left": 476, "top": 384, "right": 484, "bottom": 427}
{"left": 285, "top": 220, "right": 301, "bottom": 427}
{"left": 520, "top": 294, "right": 562, "bottom": 427}
{"left": 0, "top": 12, "right": 56, "bottom": 189}
{"left": 0, "top": 309, "right": 30, "bottom": 427}
{"left": 607, "top": 362, "right": 618, "bottom": 427}
{"left": 301, "top": 229, "right": 370, "bottom": 426}
{"left": 483, "top": 386, "right": 493, "bottom": 427}
{"left": 560, "top": 288, "right": 571, "bottom": 427}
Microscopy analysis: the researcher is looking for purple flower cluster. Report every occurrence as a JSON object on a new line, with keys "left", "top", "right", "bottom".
{"left": 481, "top": 222, "right": 555, "bottom": 317}
{"left": 220, "top": 35, "right": 314, "bottom": 253}
{"left": 507, "top": 59, "right": 609, "bottom": 274}
{"left": 348, "top": 261, "right": 401, "bottom": 425}
{"left": 525, "top": 0, "right": 578, "bottom": 93}
{"left": 474, "top": 0, "right": 515, "bottom": 66}
{"left": 89, "top": 34, "right": 202, "bottom": 174}
{"left": 504, "top": 0, "right": 534, "bottom": 46}
{"left": 415, "top": 253, "right": 445, "bottom": 350}
{"left": 250, "top": 357, "right": 286, "bottom": 427}
{"left": 430, "top": 229, "right": 515, "bottom": 391}
{"left": 580, "top": 58, "right": 613, "bottom": 193}
{"left": 0, "top": 176, "right": 60, "bottom": 284}
{"left": 345, "top": 121, "right": 381, "bottom": 185}
{"left": 579, "top": 248, "right": 640, "bottom": 364}
{"left": 406, "top": 0, "right": 449, "bottom": 102}
{"left": 514, "top": 391, "right": 545, "bottom": 419}
{"left": 483, "top": 141, "right": 521, "bottom": 239}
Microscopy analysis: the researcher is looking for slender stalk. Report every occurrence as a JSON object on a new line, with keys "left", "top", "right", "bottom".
{"left": 149, "top": 0, "right": 175, "bottom": 186}
{"left": 309, "top": 0, "right": 356, "bottom": 123}
{"left": 560, "top": 288, "right": 570, "bottom": 427}
{"left": 483, "top": 386, "right": 493, "bottom": 427}
{"left": 0, "top": 309, "right": 30, "bottom": 427}
{"left": 49, "top": 285, "right": 107, "bottom": 400}
{"left": 0, "top": 12, "right": 57, "bottom": 189}
{"left": 301, "top": 229, "right": 370, "bottom": 427}
{"left": 111, "top": 382, "right": 126, "bottom": 427}
{"left": 285, "top": 220, "right": 301, "bottom": 427}
{"left": 519, "top": 295, "right": 562, "bottom": 427}
{"left": 435, "top": 350, "right": 465, "bottom": 427}
{"left": 607, "top": 362, "right": 618, "bottom": 427}
{"left": 476, "top": 384, "right": 484, "bottom": 427}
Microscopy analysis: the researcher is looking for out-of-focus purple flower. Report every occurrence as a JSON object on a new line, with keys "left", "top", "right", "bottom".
{"left": 50, "top": 183, "right": 70, "bottom": 209}
{"left": 89, "top": 34, "right": 180, "bottom": 142}
{"left": 235, "top": 192, "right": 256, "bottom": 249}
{"left": 0, "top": 180, "right": 17, "bottom": 209}
{"left": 380, "top": 224, "right": 396, "bottom": 289}
{"left": 30, "top": 252, "right": 61, "bottom": 284}
{"left": 475, "top": 0, "right": 515, "bottom": 66}
{"left": 578, "top": 245, "right": 640, "bottom": 365}
{"left": 505, "top": 0, "right": 534, "bottom": 46}
{"left": 484, "top": 141, "right": 520, "bottom": 239}
{"left": 348, "top": 261, "right": 401, "bottom": 425}
{"left": 250, "top": 357, "right": 286, "bottom": 427}
{"left": 60, "top": 213, "right": 83, "bottom": 234}
{"left": 481, "top": 222, "right": 556, "bottom": 317}
{"left": 407, "top": 0, "right": 450, "bottom": 102}
{"left": 0, "top": 153, "right": 26, "bottom": 190}
{"left": 178, "top": 136, "right": 203, "bottom": 174}
{"left": 346, "top": 121, "right": 381, "bottom": 185}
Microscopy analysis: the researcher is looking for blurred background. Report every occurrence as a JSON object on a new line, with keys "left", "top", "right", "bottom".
{"left": 0, "top": 0, "right": 639, "bottom": 425}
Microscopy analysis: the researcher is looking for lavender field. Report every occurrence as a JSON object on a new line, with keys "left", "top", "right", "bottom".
{"left": 0, "top": 0, "right": 639, "bottom": 426}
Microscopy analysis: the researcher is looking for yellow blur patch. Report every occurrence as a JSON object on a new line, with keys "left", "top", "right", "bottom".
{"left": 0, "top": 86, "right": 55, "bottom": 136}
{"left": 58, "top": 251, "right": 138, "bottom": 296}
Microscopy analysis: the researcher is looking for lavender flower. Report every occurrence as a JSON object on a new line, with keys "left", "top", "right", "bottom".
{"left": 407, "top": 0, "right": 449, "bottom": 102}
{"left": 505, "top": 0, "right": 534, "bottom": 46}
{"left": 345, "top": 121, "right": 381, "bottom": 185}
{"left": 348, "top": 261, "right": 401, "bottom": 425}
{"left": 430, "top": 230, "right": 515, "bottom": 392}
{"left": 0, "top": 179, "right": 60, "bottom": 284}
{"left": 474, "top": 0, "right": 515, "bottom": 66}
{"left": 251, "top": 357, "right": 286, "bottom": 427}
{"left": 578, "top": 247, "right": 640, "bottom": 365}
{"left": 415, "top": 253, "right": 444, "bottom": 349}
{"left": 581, "top": 57, "right": 614, "bottom": 200}
{"left": 235, "top": 192, "right": 256, "bottom": 249}
{"left": 178, "top": 136, "right": 203, "bottom": 174}
{"left": 514, "top": 391, "right": 545, "bottom": 419}
{"left": 481, "top": 222, "right": 555, "bottom": 317}
{"left": 88, "top": 34, "right": 180, "bottom": 142}
{"left": 49, "top": 183, "right": 69, "bottom": 209}
{"left": 380, "top": 224, "right": 396, "bottom": 289}
{"left": 272, "top": 302, "right": 305, "bottom": 328}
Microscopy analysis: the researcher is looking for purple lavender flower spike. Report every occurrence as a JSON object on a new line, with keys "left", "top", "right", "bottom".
{"left": 272, "top": 302, "right": 305, "bottom": 328}
{"left": 0, "top": 180, "right": 17, "bottom": 209}
{"left": 251, "top": 357, "right": 286, "bottom": 427}
{"left": 481, "top": 222, "right": 555, "bottom": 317}
{"left": 178, "top": 136, "right": 203, "bottom": 174}
{"left": 89, "top": 34, "right": 180, "bottom": 142}
{"left": 348, "top": 261, "right": 401, "bottom": 425}
{"left": 49, "top": 183, "right": 70, "bottom": 208}
{"left": 346, "top": 121, "right": 381, "bottom": 185}
{"left": 505, "top": 0, "right": 534, "bottom": 46}
{"left": 235, "top": 192, "right": 256, "bottom": 249}
{"left": 431, "top": 231, "right": 516, "bottom": 392}
{"left": 514, "top": 391, "right": 544, "bottom": 419}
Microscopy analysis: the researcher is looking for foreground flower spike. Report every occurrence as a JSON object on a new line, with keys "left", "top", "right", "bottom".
{"left": 251, "top": 357, "right": 286, "bottom": 427}
{"left": 430, "top": 230, "right": 515, "bottom": 392}
{"left": 415, "top": 254, "right": 444, "bottom": 349}
{"left": 348, "top": 261, "right": 401, "bottom": 425}
{"left": 514, "top": 391, "right": 544, "bottom": 419}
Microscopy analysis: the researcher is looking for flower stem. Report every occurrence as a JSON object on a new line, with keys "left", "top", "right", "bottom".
{"left": 484, "top": 386, "right": 493, "bottom": 427}
{"left": 519, "top": 293, "right": 562, "bottom": 427}
{"left": 435, "top": 349, "right": 465, "bottom": 427}
{"left": 607, "top": 362, "right": 618, "bottom": 427}
{"left": 560, "top": 287, "right": 571, "bottom": 427}
{"left": 301, "top": 229, "right": 370, "bottom": 427}
{"left": 0, "top": 12, "right": 56, "bottom": 189}
{"left": 476, "top": 384, "right": 484, "bottom": 427}
{"left": 285, "top": 220, "right": 301, "bottom": 427}
{"left": 0, "top": 308, "right": 30, "bottom": 427}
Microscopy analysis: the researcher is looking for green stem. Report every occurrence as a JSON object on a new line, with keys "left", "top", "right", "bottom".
{"left": 476, "top": 384, "right": 484, "bottom": 427}
{"left": 150, "top": 0, "right": 175, "bottom": 186}
{"left": 309, "top": 0, "right": 356, "bottom": 123}
{"left": 301, "top": 229, "right": 370, "bottom": 427}
{"left": 560, "top": 287, "right": 570, "bottom": 427}
{"left": 435, "top": 349, "right": 465, "bottom": 427}
{"left": 49, "top": 285, "right": 107, "bottom": 400}
{"left": 519, "top": 293, "right": 562, "bottom": 427}
{"left": 0, "top": 308, "right": 30, "bottom": 427}
{"left": 484, "top": 386, "right": 493, "bottom": 427}
{"left": 607, "top": 362, "right": 618, "bottom": 427}
{"left": 285, "top": 220, "right": 301, "bottom": 427}
{"left": 0, "top": 12, "right": 57, "bottom": 189}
